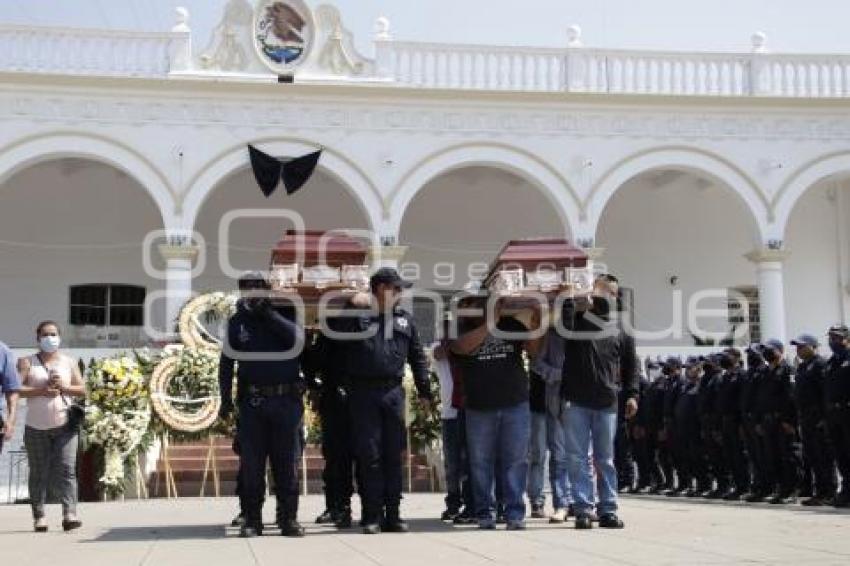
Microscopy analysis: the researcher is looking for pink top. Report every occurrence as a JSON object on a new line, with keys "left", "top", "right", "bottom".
{"left": 24, "top": 354, "right": 74, "bottom": 431}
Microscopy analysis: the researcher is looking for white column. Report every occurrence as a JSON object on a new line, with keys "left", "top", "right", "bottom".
{"left": 745, "top": 248, "right": 790, "bottom": 342}
{"left": 158, "top": 243, "right": 199, "bottom": 338}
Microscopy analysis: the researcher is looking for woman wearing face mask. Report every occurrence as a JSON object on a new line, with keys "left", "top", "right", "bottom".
{"left": 16, "top": 321, "right": 85, "bottom": 532}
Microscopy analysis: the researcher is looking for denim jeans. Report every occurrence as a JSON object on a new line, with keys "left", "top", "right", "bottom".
{"left": 442, "top": 412, "right": 471, "bottom": 512}
{"left": 466, "top": 402, "right": 530, "bottom": 524}
{"left": 563, "top": 403, "right": 618, "bottom": 517}
{"left": 527, "top": 412, "right": 548, "bottom": 508}
{"left": 547, "top": 402, "right": 574, "bottom": 510}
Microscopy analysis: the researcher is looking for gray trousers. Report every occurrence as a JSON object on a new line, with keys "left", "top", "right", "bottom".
{"left": 24, "top": 425, "right": 79, "bottom": 518}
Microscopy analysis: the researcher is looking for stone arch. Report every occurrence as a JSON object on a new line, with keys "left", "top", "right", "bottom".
{"left": 0, "top": 131, "right": 175, "bottom": 230}
{"left": 773, "top": 151, "right": 850, "bottom": 239}
{"left": 181, "top": 138, "right": 383, "bottom": 234}
{"left": 586, "top": 146, "right": 767, "bottom": 243}
{"left": 387, "top": 142, "right": 580, "bottom": 239}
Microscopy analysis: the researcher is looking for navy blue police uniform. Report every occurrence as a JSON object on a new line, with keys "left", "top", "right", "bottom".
{"left": 825, "top": 325, "right": 850, "bottom": 507}
{"left": 754, "top": 340, "right": 800, "bottom": 504}
{"left": 219, "top": 297, "right": 306, "bottom": 537}
{"left": 326, "top": 268, "right": 432, "bottom": 533}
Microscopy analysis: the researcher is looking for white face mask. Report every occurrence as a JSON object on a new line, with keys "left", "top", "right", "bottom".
{"left": 39, "top": 335, "right": 61, "bottom": 353}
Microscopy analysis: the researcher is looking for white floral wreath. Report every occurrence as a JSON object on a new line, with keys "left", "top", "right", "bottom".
{"left": 150, "top": 292, "right": 237, "bottom": 433}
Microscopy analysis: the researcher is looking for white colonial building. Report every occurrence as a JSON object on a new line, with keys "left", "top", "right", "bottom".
{"left": 2, "top": 1, "right": 850, "bottom": 351}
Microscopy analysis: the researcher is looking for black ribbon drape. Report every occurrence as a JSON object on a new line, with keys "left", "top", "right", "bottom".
{"left": 248, "top": 145, "right": 322, "bottom": 197}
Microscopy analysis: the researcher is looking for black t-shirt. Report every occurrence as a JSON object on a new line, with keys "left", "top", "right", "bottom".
{"left": 456, "top": 317, "right": 529, "bottom": 411}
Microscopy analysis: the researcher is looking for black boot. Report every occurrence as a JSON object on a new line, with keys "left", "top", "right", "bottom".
{"left": 316, "top": 508, "right": 335, "bottom": 524}
{"left": 382, "top": 506, "right": 410, "bottom": 533}
{"left": 280, "top": 519, "right": 306, "bottom": 537}
{"left": 240, "top": 514, "right": 263, "bottom": 538}
{"left": 334, "top": 506, "right": 353, "bottom": 529}
{"left": 362, "top": 506, "right": 382, "bottom": 535}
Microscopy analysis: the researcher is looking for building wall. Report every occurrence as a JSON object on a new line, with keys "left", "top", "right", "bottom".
{"left": 784, "top": 181, "right": 846, "bottom": 337}
{"left": 0, "top": 161, "right": 164, "bottom": 346}
{"left": 597, "top": 173, "right": 757, "bottom": 346}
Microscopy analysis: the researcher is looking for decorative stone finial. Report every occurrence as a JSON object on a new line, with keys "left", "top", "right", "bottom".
{"left": 567, "top": 25, "right": 583, "bottom": 47}
{"left": 374, "top": 16, "right": 392, "bottom": 40}
{"left": 751, "top": 31, "right": 767, "bottom": 53}
{"left": 173, "top": 7, "right": 190, "bottom": 33}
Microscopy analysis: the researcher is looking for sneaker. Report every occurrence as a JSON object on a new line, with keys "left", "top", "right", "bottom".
{"left": 231, "top": 512, "right": 245, "bottom": 527}
{"left": 478, "top": 519, "right": 496, "bottom": 530}
{"left": 441, "top": 509, "right": 460, "bottom": 521}
{"left": 801, "top": 497, "right": 825, "bottom": 507}
{"left": 574, "top": 515, "right": 593, "bottom": 530}
{"left": 549, "top": 508, "right": 567, "bottom": 524}
{"left": 530, "top": 505, "right": 545, "bottom": 519}
{"left": 506, "top": 520, "right": 527, "bottom": 531}
{"left": 453, "top": 511, "right": 476, "bottom": 525}
{"left": 315, "top": 509, "right": 335, "bottom": 524}
{"left": 769, "top": 493, "right": 796, "bottom": 505}
{"left": 33, "top": 517, "right": 48, "bottom": 533}
{"left": 598, "top": 513, "right": 625, "bottom": 529}
{"left": 362, "top": 522, "right": 381, "bottom": 535}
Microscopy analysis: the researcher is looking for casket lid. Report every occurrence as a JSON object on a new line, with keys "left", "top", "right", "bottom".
{"left": 270, "top": 230, "right": 368, "bottom": 267}
{"left": 485, "top": 238, "right": 587, "bottom": 280}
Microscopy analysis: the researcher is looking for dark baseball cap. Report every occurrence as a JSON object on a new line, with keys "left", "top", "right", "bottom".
{"left": 664, "top": 356, "right": 682, "bottom": 368}
{"left": 370, "top": 267, "right": 413, "bottom": 289}
{"left": 238, "top": 270, "right": 269, "bottom": 290}
{"left": 760, "top": 338, "right": 784, "bottom": 353}
{"left": 723, "top": 347, "right": 742, "bottom": 359}
{"left": 828, "top": 324, "right": 850, "bottom": 339}
{"left": 790, "top": 333, "right": 819, "bottom": 348}
{"left": 684, "top": 355, "right": 703, "bottom": 368}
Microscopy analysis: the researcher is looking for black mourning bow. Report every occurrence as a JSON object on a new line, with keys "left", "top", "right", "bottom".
{"left": 248, "top": 145, "right": 323, "bottom": 198}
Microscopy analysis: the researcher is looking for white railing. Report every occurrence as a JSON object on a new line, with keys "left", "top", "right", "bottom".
{"left": 379, "top": 39, "right": 850, "bottom": 98}
{"left": 3, "top": 19, "right": 850, "bottom": 98}
{"left": 376, "top": 40, "right": 567, "bottom": 91}
{"left": 0, "top": 24, "right": 181, "bottom": 77}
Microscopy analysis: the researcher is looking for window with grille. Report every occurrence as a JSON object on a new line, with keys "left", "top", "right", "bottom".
{"left": 69, "top": 284, "right": 145, "bottom": 327}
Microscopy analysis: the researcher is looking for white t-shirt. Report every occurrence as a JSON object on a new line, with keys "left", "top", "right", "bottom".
{"left": 431, "top": 343, "right": 458, "bottom": 420}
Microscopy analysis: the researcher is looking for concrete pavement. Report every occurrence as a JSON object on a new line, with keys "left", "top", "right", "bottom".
{"left": 0, "top": 494, "right": 847, "bottom": 565}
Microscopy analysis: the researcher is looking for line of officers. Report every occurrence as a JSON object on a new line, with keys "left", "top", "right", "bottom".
{"left": 616, "top": 327, "right": 850, "bottom": 508}
{"left": 218, "top": 268, "right": 433, "bottom": 538}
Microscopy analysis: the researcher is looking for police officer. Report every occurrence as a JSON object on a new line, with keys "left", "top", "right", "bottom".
{"left": 630, "top": 362, "right": 661, "bottom": 493}
{"left": 324, "top": 267, "right": 433, "bottom": 534}
{"left": 219, "top": 272, "right": 307, "bottom": 538}
{"left": 699, "top": 354, "right": 729, "bottom": 498}
{"left": 755, "top": 339, "right": 800, "bottom": 504}
{"left": 791, "top": 333, "right": 836, "bottom": 506}
{"left": 661, "top": 357, "right": 686, "bottom": 495}
{"left": 673, "top": 357, "right": 708, "bottom": 497}
{"left": 304, "top": 330, "right": 358, "bottom": 528}
{"left": 825, "top": 325, "right": 850, "bottom": 508}
{"left": 615, "top": 384, "right": 637, "bottom": 493}
{"left": 716, "top": 348, "right": 750, "bottom": 500}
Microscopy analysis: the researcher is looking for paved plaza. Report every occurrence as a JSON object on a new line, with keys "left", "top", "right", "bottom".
{"left": 0, "top": 494, "right": 846, "bottom": 566}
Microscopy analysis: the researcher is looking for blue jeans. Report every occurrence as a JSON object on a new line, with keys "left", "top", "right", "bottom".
{"left": 527, "top": 412, "right": 549, "bottom": 508}
{"left": 547, "top": 402, "right": 574, "bottom": 510}
{"left": 563, "top": 403, "right": 619, "bottom": 517}
{"left": 466, "top": 402, "right": 530, "bottom": 524}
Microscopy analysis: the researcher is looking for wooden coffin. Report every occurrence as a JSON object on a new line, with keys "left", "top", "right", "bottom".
{"left": 268, "top": 230, "right": 369, "bottom": 316}
{"left": 484, "top": 238, "right": 591, "bottom": 301}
